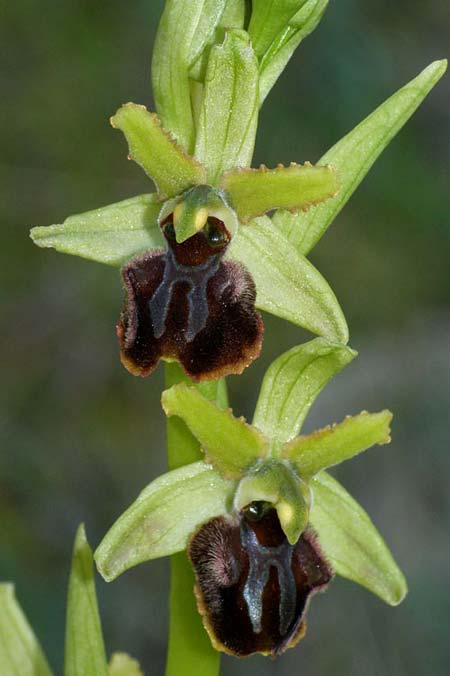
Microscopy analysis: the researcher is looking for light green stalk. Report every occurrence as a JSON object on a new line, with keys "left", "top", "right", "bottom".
{"left": 164, "top": 362, "right": 227, "bottom": 676}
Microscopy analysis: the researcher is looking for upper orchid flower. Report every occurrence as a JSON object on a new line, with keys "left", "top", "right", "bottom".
{"left": 31, "top": 27, "right": 345, "bottom": 383}
{"left": 95, "top": 338, "right": 407, "bottom": 657}
{"left": 29, "top": 0, "right": 445, "bottom": 381}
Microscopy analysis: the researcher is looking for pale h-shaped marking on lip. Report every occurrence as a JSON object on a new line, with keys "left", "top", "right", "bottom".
{"left": 241, "top": 519, "right": 297, "bottom": 636}
{"left": 149, "top": 248, "right": 223, "bottom": 343}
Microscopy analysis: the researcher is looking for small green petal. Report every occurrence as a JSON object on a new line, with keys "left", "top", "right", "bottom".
{"left": 165, "top": 362, "right": 229, "bottom": 471}
{"left": 248, "top": 0, "right": 309, "bottom": 58}
{"left": 283, "top": 410, "right": 393, "bottom": 479}
{"left": 65, "top": 525, "right": 108, "bottom": 676}
{"left": 195, "top": 29, "right": 259, "bottom": 184}
{"left": 30, "top": 194, "right": 162, "bottom": 266}
{"left": 274, "top": 59, "right": 448, "bottom": 254}
{"left": 253, "top": 337, "right": 356, "bottom": 443}
{"left": 310, "top": 472, "right": 408, "bottom": 606}
{"left": 162, "top": 384, "right": 268, "bottom": 478}
{"left": 108, "top": 653, "right": 142, "bottom": 676}
{"left": 95, "top": 462, "right": 235, "bottom": 582}
{"left": 0, "top": 584, "right": 53, "bottom": 676}
{"left": 259, "top": 0, "right": 329, "bottom": 104}
{"left": 234, "top": 461, "right": 310, "bottom": 544}
{"left": 228, "top": 217, "right": 349, "bottom": 343}
{"left": 111, "top": 104, "right": 207, "bottom": 199}
{"left": 220, "top": 162, "right": 339, "bottom": 223}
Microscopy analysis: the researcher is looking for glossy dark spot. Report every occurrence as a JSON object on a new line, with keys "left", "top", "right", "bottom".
{"left": 163, "top": 220, "right": 176, "bottom": 241}
{"left": 244, "top": 501, "right": 271, "bottom": 522}
{"left": 205, "top": 218, "right": 228, "bottom": 248}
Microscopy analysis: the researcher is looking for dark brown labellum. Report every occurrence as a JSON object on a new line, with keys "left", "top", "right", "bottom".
{"left": 117, "top": 216, "right": 263, "bottom": 381}
{"left": 189, "top": 508, "right": 333, "bottom": 657}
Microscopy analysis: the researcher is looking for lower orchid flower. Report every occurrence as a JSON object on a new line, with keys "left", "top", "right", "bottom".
{"left": 94, "top": 338, "right": 407, "bottom": 657}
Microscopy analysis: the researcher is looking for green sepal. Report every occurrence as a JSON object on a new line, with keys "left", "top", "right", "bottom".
{"left": 111, "top": 104, "right": 207, "bottom": 199}
{"left": 0, "top": 583, "right": 53, "bottom": 676}
{"left": 195, "top": 29, "right": 259, "bottom": 184}
{"left": 151, "top": 0, "right": 229, "bottom": 151}
{"left": 253, "top": 338, "right": 357, "bottom": 443}
{"left": 259, "top": 0, "right": 329, "bottom": 104}
{"left": 189, "top": 0, "right": 246, "bottom": 82}
{"left": 311, "top": 472, "right": 407, "bottom": 606}
{"left": 228, "top": 219, "right": 349, "bottom": 344}
{"left": 162, "top": 384, "right": 268, "bottom": 478}
{"left": 283, "top": 410, "right": 392, "bottom": 479}
{"left": 248, "top": 0, "right": 309, "bottom": 58}
{"left": 65, "top": 524, "right": 108, "bottom": 676}
{"left": 30, "top": 194, "right": 163, "bottom": 266}
{"left": 151, "top": 0, "right": 244, "bottom": 150}
{"left": 273, "top": 59, "right": 448, "bottom": 254}
{"left": 234, "top": 461, "right": 310, "bottom": 544}
{"left": 95, "top": 462, "right": 236, "bottom": 582}
{"left": 108, "top": 653, "right": 142, "bottom": 676}
{"left": 220, "top": 162, "right": 339, "bottom": 223}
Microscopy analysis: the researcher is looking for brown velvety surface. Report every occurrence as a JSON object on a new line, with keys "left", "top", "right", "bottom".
{"left": 189, "top": 509, "right": 333, "bottom": 657}
{"left": 117, "top": 223, "right": 263, "bottom": 381}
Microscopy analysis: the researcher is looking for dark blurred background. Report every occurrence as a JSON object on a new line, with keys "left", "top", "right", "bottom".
{"left": 1, "top": 1, "right": 449, "bottom": 674}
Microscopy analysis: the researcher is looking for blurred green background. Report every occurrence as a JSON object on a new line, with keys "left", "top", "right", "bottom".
{"left": 1, "top": 1, "right": 449, "bottom": 674}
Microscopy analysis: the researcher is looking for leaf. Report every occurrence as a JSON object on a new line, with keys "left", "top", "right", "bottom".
{"left": 108, "top": 653, "right": 142, "bottom": 676}
{"left": 162, "top": 384, "right": 268, "bottom": 478}
{"left": 253, "top": 338, "right": 356, "bottom": 442}
{"left": 248, "top": 0, "right": 309, "bottom": 58}
{"left": 311, "top": 472, "right": 407, "bottom": 605}
{"left": 220, "top": 162, "right": 338, "bottom": 222}
{"left": 152, "top": 0, "right": 232, "bottom": 151}
{"left": 194, "top": 30, "right": 259, "bottom": 183}
{"left": 259, "top": 0, "right": 329, "bottom": 105}
{"left": 65, "top": 525, "right": 108, "bottom": 676}
{"left": 273, "top": 59, "right": 448, "bottom": 254}
{"left": 234, "top": 462, "right": 310, "bottom": 544}
{"left": 111, "top": 105, "right": 206, "bottom": 199}
{"left": 95, "top": 462, "right": 236, "bottom": 582}
{"left": 284, "top": 410, "right": 392, "bottom": 479}
{"left": 0, "top": 583, "right": 53, "bottom": 676}
{"left": 30, "top": 194, "right": 163, "bottom": 266}
{"left": 227, "top": 217, "right": 349, "bottom": 344}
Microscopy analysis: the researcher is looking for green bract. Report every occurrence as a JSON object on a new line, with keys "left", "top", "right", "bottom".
{"left": 0, "top": 526, "right": 141, "bottom": 676}
{"left": 0, "top": 584, "right": 52, "bottom": 676}
{"left": 65, "top": 524, "right": 109, "bottom": 676}
{"left": 258, "top": 0, "right": 329, "bottom": 104}
{"left": 273, "top": 59, "right": 448, "bottom": 254}
{"left": 95, "top": 338, "right": 407, "bottom": 606}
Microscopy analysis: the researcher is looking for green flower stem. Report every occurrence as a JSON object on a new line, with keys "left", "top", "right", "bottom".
{"left": 164, "top": 362, "right": 226, "bottom": 676}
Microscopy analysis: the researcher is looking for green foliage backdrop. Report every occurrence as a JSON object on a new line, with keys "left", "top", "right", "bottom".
{"left": 1, "top": 1, "right": 448, "bottom": 674}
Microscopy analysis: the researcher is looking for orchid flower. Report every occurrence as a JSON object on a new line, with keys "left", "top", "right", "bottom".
{"left": 29, "top": 0, "right": 445, "bottom": 381}
{"left": 95, "top": 338, "right": 407, "bottom": 657}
